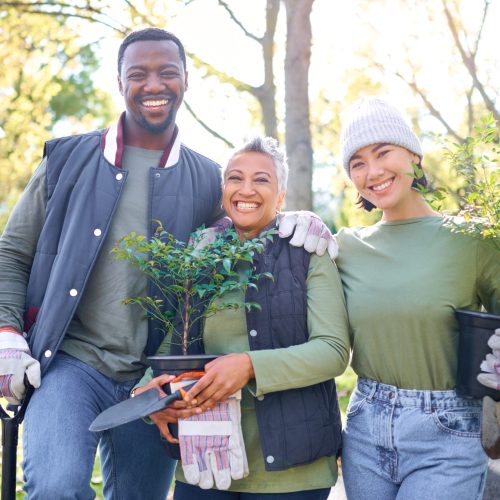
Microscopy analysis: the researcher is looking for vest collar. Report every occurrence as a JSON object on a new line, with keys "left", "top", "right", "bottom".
{"left": 102, "top": 112, "right": 181, "bottom": 169}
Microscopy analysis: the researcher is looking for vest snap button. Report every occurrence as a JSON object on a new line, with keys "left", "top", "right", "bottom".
{"left": 93, "top": 228, "right": 102, "bottom": 237}
{"left": 266, "top": 455, "right": 274, "bottom": 464}
{"left": 44, "top": 350, "right": 52, "bottom": 358}
{"left": 155, "top": 173, "right": 161, "bottom": 178}
{"left": 115, "top": 173, "right": 123, "bottom": 181}
{"left": 249, "top": 329, "right": 257, "bottom": 337}
{"left": 69, "top": 289, "right": 78, "bottom": 297}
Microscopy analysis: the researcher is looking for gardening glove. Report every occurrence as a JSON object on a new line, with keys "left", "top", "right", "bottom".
{"left": 178, "top": 391, "right": 248, "bottom": 490}
{"left": 190, "top": 217, "right": 232, "bottom": 254}
{"left": 480, "top": 396, "right": 500, "bottom": 459}
{"left": 0, "top": 329, "right": 41, "bottom": 404}
{"left": 477, "top": 328, "right": 500, "bottom": 390}
{"left": 278, "top": 211, "right": 338, "bottom": 260}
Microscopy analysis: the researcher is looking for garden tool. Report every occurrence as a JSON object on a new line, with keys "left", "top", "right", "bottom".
{"left": 1, "top": 384, "right": 33, "bottom": 500}
{"left": 89, "top": 372, "right": 204, "bottom": 432}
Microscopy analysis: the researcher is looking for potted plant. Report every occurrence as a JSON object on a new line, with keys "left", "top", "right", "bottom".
{"left": 426, "top": 114, "right": 499, "bottom": 400}
{"left": 112, "top": 222, "right": 274, "bottom": 376}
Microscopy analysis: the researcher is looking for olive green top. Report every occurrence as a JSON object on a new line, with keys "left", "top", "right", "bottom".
{"left": 335, "top": 216, "right": 499, "bottom": 390}
{"left": 62, "top": 146, "right": 162, "bottom": 380}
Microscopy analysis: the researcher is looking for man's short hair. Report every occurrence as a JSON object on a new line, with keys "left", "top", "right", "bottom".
{"left": 117, "top": 28, "right": 187, "bottom": 74}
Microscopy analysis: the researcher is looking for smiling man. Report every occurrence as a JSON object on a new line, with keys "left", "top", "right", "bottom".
{"left": 0, "top": 28, "right": 222, "bottom": 500}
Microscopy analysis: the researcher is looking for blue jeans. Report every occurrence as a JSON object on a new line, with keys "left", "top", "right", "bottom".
{"left": 341, "top": 378, "right": 488, "bottom": 500}
{"left": 23, "top": 353, "right": 176, "bottom": 500}
{"left": 173, "top": 481, "right": 331, "bottom": 499}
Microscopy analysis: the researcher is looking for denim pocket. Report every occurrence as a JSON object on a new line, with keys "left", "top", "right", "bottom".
{"left": 346, "top": 390, "right": 368, "bottom": 418}
{"left": 432, "top": 407, "right": 481, "bottom": 438}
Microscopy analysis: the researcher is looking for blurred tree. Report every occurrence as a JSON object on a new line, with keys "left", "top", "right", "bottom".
{"left": 183, "top": 0, "right": 315, "bottom": 209}
{"left": 355, "top": 0, "right": 498, "bottom": 139}
{"left": 0, "top": 10, "right": 58, "bottom": 223}
{"left": 2, "top": 0, "right": 498, "bottom": 226}
{"left": 0, "top": 6, "right": 116, "bottom": 230}
{"left": 284, "top": 0, "right": 314, "bottom": 210}
{"left": 50, "top": 45, "right": 115, "bottom": 124}
{"left": 1, "top": 0, "right": 317, "bottom": 209}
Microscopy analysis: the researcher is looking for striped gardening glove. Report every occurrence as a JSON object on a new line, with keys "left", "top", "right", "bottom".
{"left": 178, "top": 391, "right": 248, "bottom": 490}
{"left": 0, "top": 329, "right": 41, "bottom": 404}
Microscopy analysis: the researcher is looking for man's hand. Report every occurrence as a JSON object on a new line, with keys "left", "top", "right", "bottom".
{"left": 0, "top": 329, "right": 40, "bottom": 404}
{"left": 278, "top": 211, "right": 338, "bottom": 259}
{"left": 184, "top": 353, "right": 254, "bottom": 411}
{"left": 133, "top": 373, "right": 202, "bottom": 444}
{"left": 477, "top": 328, "right": 500, "bottom": 390}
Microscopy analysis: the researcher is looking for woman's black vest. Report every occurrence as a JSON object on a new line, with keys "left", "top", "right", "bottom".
{"left": 174, "top": 234, "right": 342, "bottom": 471}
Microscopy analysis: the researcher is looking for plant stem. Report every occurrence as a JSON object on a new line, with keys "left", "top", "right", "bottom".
{"left": 182, "top": 280, "right": 190, "bottom": 355}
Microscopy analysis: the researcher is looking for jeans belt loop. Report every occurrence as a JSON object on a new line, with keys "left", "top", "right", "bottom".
{"left": 424, "top": 390, "right": 432, "bottom": 414}
{"left": 367, "top": 380, "right": 378, "bottom": 402}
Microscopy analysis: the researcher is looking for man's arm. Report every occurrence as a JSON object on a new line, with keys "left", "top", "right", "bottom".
{"left": 0, "top": 159, "right": 47, "bottom": 333}
{"left": 206, "top": 209, "right": 338, "bottom": 259}
{"left": 0, "top": 159, "right": 47, "bottom": 402}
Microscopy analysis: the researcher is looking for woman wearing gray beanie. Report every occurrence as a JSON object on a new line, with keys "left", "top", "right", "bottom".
{"left": 334, "top": 97, "right": 499, "bottom": 499}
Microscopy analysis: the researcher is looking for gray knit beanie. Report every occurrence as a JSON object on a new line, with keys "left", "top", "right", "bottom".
{"left": 340, "top": 97, "right": 423, "bottom": 176}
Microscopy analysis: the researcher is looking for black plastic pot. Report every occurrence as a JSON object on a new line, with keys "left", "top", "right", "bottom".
{"left": 456, "top": 309, "right": 500, "bottom": 401}
{"left": 148, "top": 354, "right": 219, "bottom": 376}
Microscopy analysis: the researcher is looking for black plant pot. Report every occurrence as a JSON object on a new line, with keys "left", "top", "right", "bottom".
{"left": 148, "top": 354, "right": 219, "bottom": 376}
{"left": 456, "top": 309, "right": 500, "bottom": 401}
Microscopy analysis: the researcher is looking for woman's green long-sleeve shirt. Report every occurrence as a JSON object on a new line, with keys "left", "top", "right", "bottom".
{"left": 335, "top": 216, "right": 499, "bottom": 390}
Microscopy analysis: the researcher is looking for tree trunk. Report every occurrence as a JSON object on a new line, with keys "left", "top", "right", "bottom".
{"left": 260, "top": 0, "right": 280, "bottom": 138}
{"left": 284, "top": 0, "right": 314, "bottom": 210}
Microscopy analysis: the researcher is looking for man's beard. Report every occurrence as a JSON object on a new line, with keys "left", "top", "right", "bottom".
{"left": 134, "top": 110, "right": 174, "bottom": 134}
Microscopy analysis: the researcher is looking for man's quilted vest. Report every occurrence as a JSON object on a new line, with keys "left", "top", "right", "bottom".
{"left": 179, "top": 234, "right": 343, "bottom": 471}
{"left": 24, "top": 131, "right": 221, "bottom": 374}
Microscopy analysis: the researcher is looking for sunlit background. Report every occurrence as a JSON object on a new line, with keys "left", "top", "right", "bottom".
{"left": 1, "top": 0, "right": 499, "bottom": 229}
{"left": 1, "top": 2, "right": 499, "bottom": 498}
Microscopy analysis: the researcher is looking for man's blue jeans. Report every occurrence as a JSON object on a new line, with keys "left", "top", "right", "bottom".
{"left": 22, "top": 353, "right": 176, "bottom": 500}
{"left": 342, "top": 378, "right": 488, "bottom": 500}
